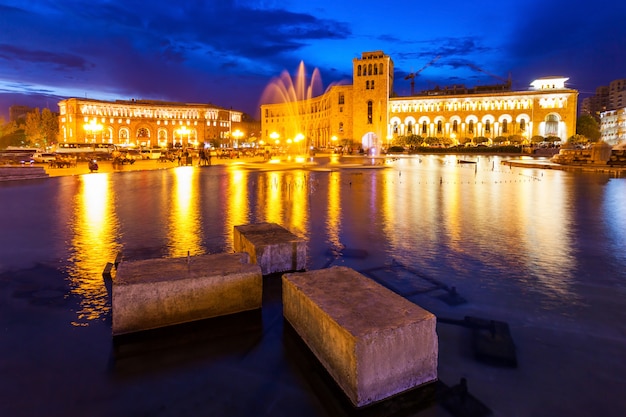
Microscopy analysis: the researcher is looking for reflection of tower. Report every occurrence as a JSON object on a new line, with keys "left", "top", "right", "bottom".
{"left": 352, "top": 51, "right": 393, "bottom": 153}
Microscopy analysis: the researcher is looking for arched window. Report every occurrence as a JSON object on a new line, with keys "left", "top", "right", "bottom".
{"left": 374, "top": 65, "right": 378, "bottom": 75}
{"left": 137, "top": 127, "right": 149, "bottom": 138}
{"left": 407, "top": 121, "right": 413, "bottom": 134}
{"left": 367, "top": 101, "right": 373, "bottom": 124}
{"left": 368, "top": 64, "right": 372, "bottom": 75}
{"left": 379, "top": 63, "right": 383, "bottom": 74}
{"left": 485, "top": 120, "right": 491, "bottom": 133}
{"left": 502, "top": 120, "right": 508, "bottom": 133}
{"left": 422, "top": 121, "right": 427, "bottom": 134}
{"left": 437, "top": 120, "right": 442, "bottom": 134}
{"left": 520, "top": 119, "right": 526, "bottom": 131}
{"left": 358, "top": 65, "right": 362, "bottom": 76}
{"left": 366, "top": 80, "right": 370, "bottom": 90}
{"left": 453, "top": 120, "right": 458, "bottom": 132}
{"left": 468, "top": 121, "right": 474, "bottom": 134}
{"left": 545, "top": 114, "right": 558, "bottom": 136}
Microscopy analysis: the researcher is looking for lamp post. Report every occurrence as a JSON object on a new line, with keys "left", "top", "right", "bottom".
{"left": 176, "top": 126, "right": 190, "bottom": 148}
{"left": 84, "top": 120, "right": 103, "bottom": 143}
{"left": 232, "top": 129, "right": 243, "bottom": 148}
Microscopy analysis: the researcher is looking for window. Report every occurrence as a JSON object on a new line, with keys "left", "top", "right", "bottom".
{"left": 545, "top": 114, "right": 558, "bottom": 136}
{"left": 371, "top": 80, "right": 375, "bottom": 89}
{"left": 366, "top": 80, "right": 370, "bottom": 90}
{"left": 358, "top": 65, "right": 362, "bottom": 76}
{"left": 393, "top": 121, "right": 398, "bottom": 134}
{"left": 407, "top": 121, "right": 413, "bottom": 134}
{"left": 437, "top": 120, "right": 442, "bottom": 134}
{"left": 502, "top": 120, "right": 508, "bottom": 133}
{"left": 338, "top": 93, "right": 344, "bottom": 105}
{"left": 453, "top": 120, "right": 458, "bottom": 132}
{"left": 339, "top": 122, "right": 344, "bottom": 132}
{"left": 422, "top": 121, "right": 427, "bottom": 134}
{"left": 485, "top": 120, "right": 491, "bottom": 133}
{"left": 468, "top": 121, "right": 474, "bottom": 134}
{"left": 367, "top": 101, "right": 373, "bottom": 124}
{"left": 520, "top": 119, "right": 526, "bottom": 131}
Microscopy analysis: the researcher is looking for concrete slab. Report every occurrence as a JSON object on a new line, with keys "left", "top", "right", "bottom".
{"left": 234, "top": 222, "right": 306, "bottom": 275}
{"left": 112, "top": 252, "right": 262, "bottom": 335}
{"left": 282, "top": 266, "right": 438, "bottom": 407}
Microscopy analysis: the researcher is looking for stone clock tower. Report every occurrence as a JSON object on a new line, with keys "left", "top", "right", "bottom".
{"left": 352, "top": 51, "right": 393, "bottom": 154}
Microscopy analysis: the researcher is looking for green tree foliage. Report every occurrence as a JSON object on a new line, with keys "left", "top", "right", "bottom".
{"left": 405, "top": 134, "right": 423, "bottom": 148}
{"left": 24, "top": 108, "right": 58, "bottom": 148}
{"left": 568, "top": 134, "right": 588, "bottom": 145}
{"left": 576, "top": 114, "right": 601, "bottom": 142}
{"left": 530, "top": 135, "right": 545, "bottom": 143}
{"left": 493, "top": 136, "right": 507, "bottom": 144}
{"left": 0, "top": 118, "right": 23, "bottom": 149}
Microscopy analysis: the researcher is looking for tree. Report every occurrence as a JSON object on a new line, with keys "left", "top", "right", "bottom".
{"left": 576, "top": 114, "right": 601, "bottom": 142}
{"left": 24, "top": 108, "right": 58, "bottom": 149}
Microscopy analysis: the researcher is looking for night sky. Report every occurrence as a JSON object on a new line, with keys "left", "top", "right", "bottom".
{"left": 1, "top": 0, "right": 625, "bottom": 121}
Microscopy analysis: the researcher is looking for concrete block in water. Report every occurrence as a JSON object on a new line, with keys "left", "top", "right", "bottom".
{"left": 112, "top": 252, "right": 262, "bottom": 335}
{"left": 282, "top": 266, "right": 438, "bottom": 407}
{"left": 234, "top": 222, "right": 306, "bottom": 274}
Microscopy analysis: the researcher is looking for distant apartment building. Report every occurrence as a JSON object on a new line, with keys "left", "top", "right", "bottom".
{"left": 9, "top": 105, "right": 35, "bottom": 122}
{"left": 600, "top": 107, "right": 626, "bottom": 145}
{"left": 261, "top": 51, "right": 578, "bottom": 151}
{"left": 581, "top": 86, "right": 609, "bottom": 121}
{"left": 57, "top": 98, "right": 246, "bottom": 149}
{"left": 581, "top": 79, "right": 626, "bottom": 122}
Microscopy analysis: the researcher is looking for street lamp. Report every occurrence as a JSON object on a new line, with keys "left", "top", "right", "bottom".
{"left": 232, "top": 129, "right": 243, "bottom": 148}
{"left": 84, "top": 119, "right": 103, "bottom": 143}
{"left": 176, "top": 126, "right": 190, "bottom": 147}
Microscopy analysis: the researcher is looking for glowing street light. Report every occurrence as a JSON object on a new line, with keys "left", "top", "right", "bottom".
{"left": 84, "top": 119, "right": 103, "bottom": 143}
{"left": 232, "top": 129, "right": 243, "bottom": 147}
{"left": 176, "top": 126, "right": 190, "bottom": 147}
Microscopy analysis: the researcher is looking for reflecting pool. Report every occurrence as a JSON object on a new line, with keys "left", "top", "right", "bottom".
{"left": 0, "top": 155, "right": 625, "bottom": 416}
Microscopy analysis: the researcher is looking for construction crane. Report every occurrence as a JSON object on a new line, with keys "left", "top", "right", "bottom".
{"left": 466, "top": 63, "right": 512, "bottom": 90}
{"left": 404, "top": 55, "right": 441, "bottom": 95}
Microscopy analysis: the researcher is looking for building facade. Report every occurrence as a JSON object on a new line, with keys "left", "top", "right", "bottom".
{"left": 57, "top": 98, "right": 245, "bottom": 149}
{"left": 600, "top": 107, "right": 626, "bottom": 145}
{"left": 261, "top": 51, "right": 578, "bottom": 151}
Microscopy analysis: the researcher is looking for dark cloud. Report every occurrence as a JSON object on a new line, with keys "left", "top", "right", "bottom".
{"left": 1, "top": 0, "right": 624, "bottom": 118}
{"left": 0, "top": 44, "right": 94, "bottom": 71}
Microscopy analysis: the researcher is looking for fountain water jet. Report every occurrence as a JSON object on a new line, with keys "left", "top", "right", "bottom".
{"left": 260, "top": 62, "right": 326, "bottom": 159}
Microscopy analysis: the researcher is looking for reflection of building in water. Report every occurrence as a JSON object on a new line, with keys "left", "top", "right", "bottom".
{"left": 57, "top": 97, "right": 247, "bottom": 149}
{"left": 261, "top": 51, "right": 578, "bottom": 151}
{"left": 168, "top": 167, "right": 203, "bottom": 257}
{"left": 67, "top": 174, "right": 121, "bottom": 323}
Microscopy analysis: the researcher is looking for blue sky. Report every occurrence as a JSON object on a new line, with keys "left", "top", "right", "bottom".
{"left": 1, "top": 0, "right": 625, "bottom": 121}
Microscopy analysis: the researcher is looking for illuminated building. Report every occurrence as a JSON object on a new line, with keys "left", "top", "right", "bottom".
{"left": 600, "top": 107, "right": 626, "bottom": 145}
{"left": 57, "top": 98, "right": 244, "bottom": 148}
{"left": 261, "top": 51, "right": 578, "bottom": 151}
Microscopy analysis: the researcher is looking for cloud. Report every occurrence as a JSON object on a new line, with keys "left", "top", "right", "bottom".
{"left": 0, "top": 44, "right": 94, "bottom": 71}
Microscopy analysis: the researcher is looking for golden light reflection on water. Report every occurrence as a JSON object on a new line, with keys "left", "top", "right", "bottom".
{"left": 326, "top": 171, "right": 342, "bottom": 249}
{"left": 251, "top": 171, "right": 309, "bottom": 237}
{"left": 288, "top": 172, "right": 308, "bottom": 235}
{"left": 265, "top": 172, "right": 284, "bottom": 224}
{"left": 224, "top": 167, "right": 250, "bottom": 249}
{"left": 68, "top": 173, "right": 120, "bottom": 324}
{"left": 168, "top": 167, "right": 203, "bottom": 257}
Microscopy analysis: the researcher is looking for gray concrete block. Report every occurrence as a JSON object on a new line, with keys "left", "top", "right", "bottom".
{"left": 112, "top": 252, "right": 262, "bottom": 335}
{"left": 282, "top": 266, "right": 438, "bottom": 407}
{"left": 233, "top": 222, "right": 306, "bottom": 275}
